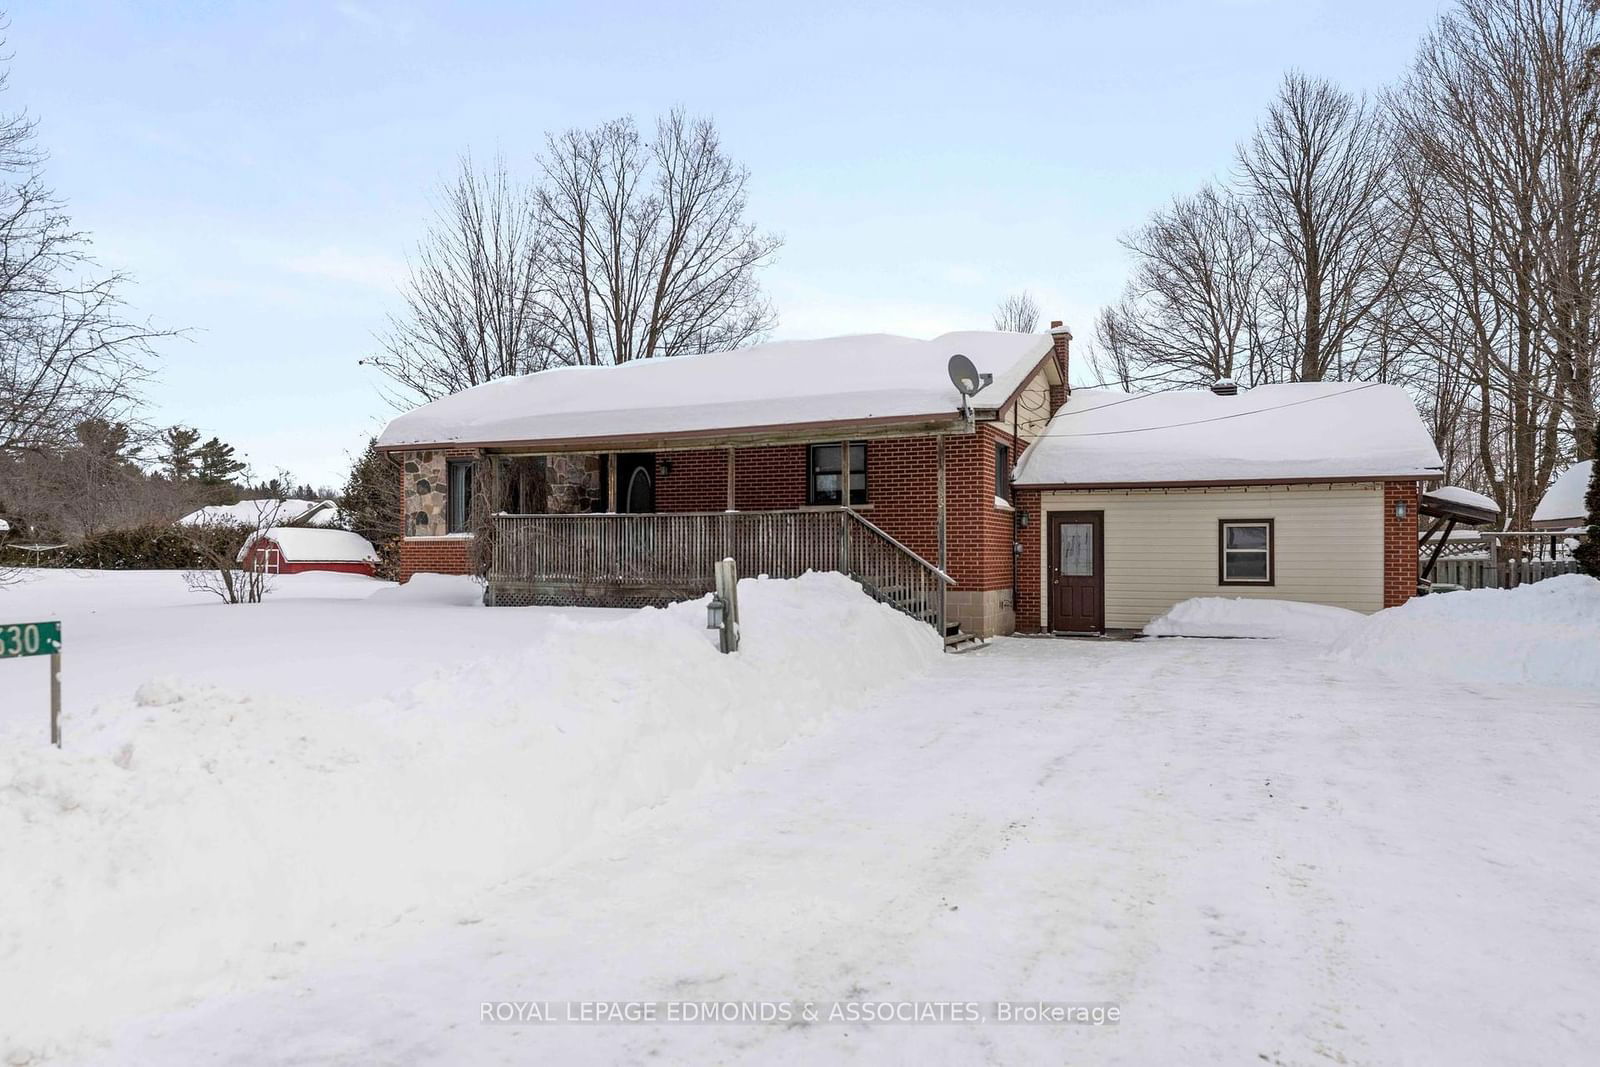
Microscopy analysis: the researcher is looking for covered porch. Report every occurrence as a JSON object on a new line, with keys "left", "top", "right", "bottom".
{"left": 474, "top": 420, "right": 966, "bottom": 635}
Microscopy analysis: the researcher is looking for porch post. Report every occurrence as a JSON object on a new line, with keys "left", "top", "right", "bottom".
{"left": 726, "top": 447, "right": 736, "bottom": 512}
{"left": 606, "top": 453, "right": 618, "bottom": 513}
{"left": 839, "top": 440, "right": 851, "bottom": 510}
{"left": 936, "top": 434, "right": 948, "bottom": 637}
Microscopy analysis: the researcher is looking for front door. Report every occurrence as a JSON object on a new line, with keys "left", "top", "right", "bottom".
{"left": 1049, "top": 511, "right": 1104, "bottom": 633}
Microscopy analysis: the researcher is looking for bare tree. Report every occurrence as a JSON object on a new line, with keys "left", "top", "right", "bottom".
{"left": 367, "top": 155, "right": 543, "bottom": 405}
{"left": 530, "top": 109, "right": 781, "bottom": 366}
{"left": 1240, "top": 73, "right": 1408, "bottom": 383}
{"left": 1389, "top": 0, "right": 1600, "bottom": 523}
{"left": 1096, "top": 184, "right": 1269, "bottom": 388}
{"left": 992, "top": 291, "right": 1041, "bottom": 333}
{"left": 182, "top": 496, "right": 288, "bottom": 605}
{"left": 0, "top": 47, "right": 166, "bottom": 459}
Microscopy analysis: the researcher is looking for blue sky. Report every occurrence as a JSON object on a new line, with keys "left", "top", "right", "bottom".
{"left": 8, "top": 0, "right": 1445, "bottom": 486}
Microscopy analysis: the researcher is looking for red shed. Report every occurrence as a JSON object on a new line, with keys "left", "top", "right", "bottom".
{"left": 238, "top": 527, "right": 380, "bottom": 577}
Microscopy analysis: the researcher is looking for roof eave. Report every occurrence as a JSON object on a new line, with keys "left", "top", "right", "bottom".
{"left": 1013, "top": 472, "right": 1444, "bottom": 491}
{"left": 378, "top": 410, "right": 975, "bottom": 455}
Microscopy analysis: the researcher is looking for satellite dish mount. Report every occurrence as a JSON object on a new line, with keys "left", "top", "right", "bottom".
{"left": 948, "top": 353, "right": 993, "bottom": 419}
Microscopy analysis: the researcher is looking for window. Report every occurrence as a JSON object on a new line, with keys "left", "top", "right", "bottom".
{"left": 994, "top": 442, "right": 1011, "bottom": 503}
{"left": 809, "top": 443, "right": 867, "bottom": 506}
{"left": 446, "top": 459, "right": 475, "bottom": 533}
{"left": 1219, "top": 519, "right": 1274, "bottom": 584}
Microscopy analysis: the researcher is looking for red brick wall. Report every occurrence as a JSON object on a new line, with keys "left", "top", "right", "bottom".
{"left": 652, "top": 435, "right": 1018, "bottom": 594}
{"left": 1014, "top": 487, "right": 1045, "bottom": 632}
{"left": 397, "top": 537, "right": 472, "bottom": 581}
{"left": 1384, "top": 480, "right": 1420, "bottom": 608}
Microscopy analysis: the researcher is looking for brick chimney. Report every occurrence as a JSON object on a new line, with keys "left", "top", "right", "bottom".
{"left": 1049, "top": 320, "right": 1072, "bottom": 412}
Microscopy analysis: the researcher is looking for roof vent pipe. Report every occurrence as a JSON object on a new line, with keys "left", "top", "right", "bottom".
{"left": 1211, "top": 377, "right": 1238, "bottom": 396}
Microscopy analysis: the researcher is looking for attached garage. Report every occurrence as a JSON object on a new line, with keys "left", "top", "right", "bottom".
{"left": 1011, "top": 382, "right": 1443, "bottom": 633}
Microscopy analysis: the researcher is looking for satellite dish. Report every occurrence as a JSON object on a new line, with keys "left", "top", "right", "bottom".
{"left": 949, "top": 353, "right": 982, "bottom": 397}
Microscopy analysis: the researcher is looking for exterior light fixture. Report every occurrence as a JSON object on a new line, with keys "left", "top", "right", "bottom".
{"left": 706, "top": 595, "right": 726, "bottom": 631}
{"left": 1394, "top": 500, "right": 1409, "bottom": 519}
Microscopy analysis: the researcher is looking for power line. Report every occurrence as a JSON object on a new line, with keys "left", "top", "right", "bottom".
{"left": 1030, "top": 383, "right": 1383, "bottom": 440}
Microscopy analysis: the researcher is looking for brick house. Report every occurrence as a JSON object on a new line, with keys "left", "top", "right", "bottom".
{"left": 378, "top": 325, "right": 1441, "bottom": 638}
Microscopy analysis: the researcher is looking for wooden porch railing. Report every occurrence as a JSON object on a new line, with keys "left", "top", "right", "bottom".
{"left": 488, "top": 508, "right": 954, "bottom": 631}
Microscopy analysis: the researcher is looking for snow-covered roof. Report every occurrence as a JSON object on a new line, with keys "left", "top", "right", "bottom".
{"left": 1534, "top": 461, "right": 1592, "bottom": 523}
{"left": 237, "top": 527, "right": 379, "bottom": 564}
{"left": 1012, "top": 382, "right": 1443, "bottom": 487}
{"left": 181, "top": 499, "right": 337, "bottom": 528}
{"left": 1425, "top": 486, "right": 1498, "bottom": 513}
{"left": 0, "top": 518, "right": 10, "bottom": 534}
{"left": 377, "top": 332, "right": 1055, "bottom": 449}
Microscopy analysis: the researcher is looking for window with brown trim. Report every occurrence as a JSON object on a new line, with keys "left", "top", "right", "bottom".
{"left": 808, "top": 443, "right": 867, "bottom": 506}
{"left": 1219, "top": 519, "right": 1274, "bottom": 585}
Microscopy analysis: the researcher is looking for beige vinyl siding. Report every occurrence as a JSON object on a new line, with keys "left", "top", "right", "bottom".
{"left": 1007, "top": 369, "right": 1053, "bottom": 444}
{"left": 1037, "top": 483, "right": 1384, "bottom": 629}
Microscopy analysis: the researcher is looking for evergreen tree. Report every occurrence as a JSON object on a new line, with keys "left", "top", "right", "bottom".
{"left": 157, "top": 426, "right": 203, "bottom": 480}
{"left": 196, "top": 437, "right": 247, "bottom": 487}
{"left": 1575, "top": 425, "right": 1600, "bottom": 579}
{"left": 340, "top": 438, "right": 401, "bottom": 577}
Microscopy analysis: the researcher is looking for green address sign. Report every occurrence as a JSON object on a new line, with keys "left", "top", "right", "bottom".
{"left": 0, "top": 621, "right": 61, "bottom": 659}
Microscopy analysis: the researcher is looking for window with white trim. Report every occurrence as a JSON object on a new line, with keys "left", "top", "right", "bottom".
{"left": 1219, "top": 520, "right": 1273, "bottom": 584}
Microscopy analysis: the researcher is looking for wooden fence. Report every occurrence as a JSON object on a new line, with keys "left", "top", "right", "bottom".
{"left": 488, "top": 508, "right": 954, "bottom": 631}
{"left": 1430, "top": 556, "right": 1580, "bottom": 590}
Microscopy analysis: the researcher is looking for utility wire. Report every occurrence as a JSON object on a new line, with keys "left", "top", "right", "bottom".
{"left": 1030, "top": 382, "right": 1382, "bottom": 440}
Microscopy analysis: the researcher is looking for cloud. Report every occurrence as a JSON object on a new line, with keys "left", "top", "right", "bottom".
{"left": 280, "top": 247, "right": 406, "bottom": 292}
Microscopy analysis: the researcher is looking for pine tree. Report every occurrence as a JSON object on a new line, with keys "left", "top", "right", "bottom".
{"left": 1574, "top": 424, "right": 1600, "bottom": 579}
{"left": 196, "top": 437, "right": 247, "bottom": 487}
{"left": 157, "top": 426, "right": 203, "bottom": 480}
{"left": 340, "top": 438, "right": 401, "bottom": 578}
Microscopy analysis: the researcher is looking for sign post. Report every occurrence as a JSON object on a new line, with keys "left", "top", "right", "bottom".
{"left": 1, "top": 621, "right": 62, "bottom": 747}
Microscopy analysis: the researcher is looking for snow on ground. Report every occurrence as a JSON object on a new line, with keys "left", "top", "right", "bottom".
{"left": 1145, "top": 575, "right": 1600, "bottom": 691}
{"left": 1329, "top": 574, "right": 1600, "bottom": 691}
{"left": 1142, "top": 596, "right": 1364, "bottom": 642}
{"left": 0, "top": 569, "right": 937, "bottom": 1063}
{"left": 62, "top": 624, "right": 1600, "bottom": 1066}
{"left": 3, "top": 570, "right": 1598, "bottom": 1064}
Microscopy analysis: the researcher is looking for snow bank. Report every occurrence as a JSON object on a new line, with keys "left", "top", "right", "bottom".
{"left": 1145, "top": 578, "right": 1600, "bottom": 691}
{"left": 1143, "top": 597, "right": 1365, "bottom": 642}
{"left": 1328, "top": 574, "right": 1600, "bottom": 691}
{"left": 0, "top": 573, "right": 939, "bottom": 1061}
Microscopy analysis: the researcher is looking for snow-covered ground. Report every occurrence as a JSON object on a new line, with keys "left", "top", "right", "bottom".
{"left": 2, "top": 570, "right": 1598, "bottom": 1064}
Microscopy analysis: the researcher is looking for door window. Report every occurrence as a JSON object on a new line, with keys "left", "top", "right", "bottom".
{"left": 1059, "top": 523, "right": 1094, "bottom": 576}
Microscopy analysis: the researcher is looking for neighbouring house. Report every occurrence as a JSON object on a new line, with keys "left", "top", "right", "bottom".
{"left": 181, "top": 499, "right": 343, "bottom": 528}
{"left": 1533, "top": 461, "right": 1593, "bottom": 532}
{"left": 237, "top": 527, "right": 379, "bottom": 576}
{"left": 377, "top": 325, "right": 1442, "bottom": 637}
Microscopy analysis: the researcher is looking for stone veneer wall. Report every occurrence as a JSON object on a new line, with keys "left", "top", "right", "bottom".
{"left": 547, "top": 454, "right": 601, "bottom": 513}
{"left": 402, "top": 449, "right": 450, "bottom": 536}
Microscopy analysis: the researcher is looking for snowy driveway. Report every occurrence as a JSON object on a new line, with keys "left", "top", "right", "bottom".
{"left": 81, "top": 634, "right": 1600, "bottom": 1066}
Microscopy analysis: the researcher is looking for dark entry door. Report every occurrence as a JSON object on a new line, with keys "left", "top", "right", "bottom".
{"left": 616, "top": 453, "right": 656, "bottom": 513}
{"left": 1049, "top": 511, "right": 1104, "bottom": 633}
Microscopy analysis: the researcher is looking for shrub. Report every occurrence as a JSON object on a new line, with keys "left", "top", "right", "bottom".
{"left": 0, "top": 522, "right": 246, "bottom": 571}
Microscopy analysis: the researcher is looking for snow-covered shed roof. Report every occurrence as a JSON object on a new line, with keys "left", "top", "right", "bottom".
{"left": 1012, "top": 382, "right": 1443, "bottom": 487}
{"left": 237, "top": 527, "right": 379, "bottom": 564}
{"left": 377, "top": 332, "right": 1055, "bottom": 450}
{"left": 1534, "top": 460, "right": 1592, "bottom": 523}
{"left": 181, "top": 499, "right": 338, "bottom": 528}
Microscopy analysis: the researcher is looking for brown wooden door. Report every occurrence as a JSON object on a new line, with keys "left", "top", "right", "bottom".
{"left": 1049, "top": 511, "right": 1104, "bottom": 633}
